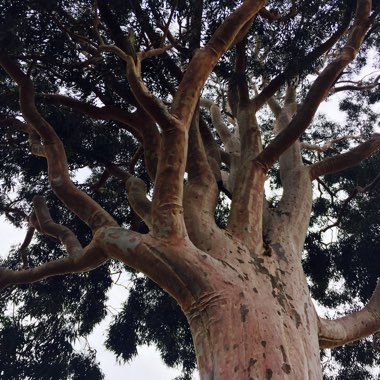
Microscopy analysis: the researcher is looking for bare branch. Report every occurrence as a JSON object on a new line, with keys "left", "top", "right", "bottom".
{"left": 309, "top": 135, "right": 380, "bottom": 180}
{"left": 320, "top": 172, "right": 380, "bottom": 233}
{"left": 301, "top": 135, "right": 362, "bottom": 152}
{"left": 32, "top": 195, "right": 83, "bottom": 256}
{"left": 0, "top": 239, "right": 109, "bottom": 291}
{"left": 256, "top": 0, "right": 372, "bottom": 170}
{"left": 0, "top": 54, "right": 118, "bottom": 232}
{"left": 333, "top": 74, "right": 380, "bottom": 93}
{"left": 319, "top": 279, "right": 380, "bottom": 348}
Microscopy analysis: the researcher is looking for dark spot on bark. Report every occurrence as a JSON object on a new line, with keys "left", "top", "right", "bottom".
{"left": 202, "top": 254, "right": 207, "bottom": 259}
{"left": 279, "top": 345, "right": 287, "bottom": 363}
{"left": 286, "top": 294, "right": 293, "bottom": 301}
{"left": 261, "top": 341, "right": 266, "bottom": 347}
{"left": 282, "top": 363, "right": 291, "bottom": 374}
{"left": 294, "top": 311, "right": 302, "bottom": 328}
{"left": 253, "top": 287, "right": 258, "bottom": 293}
{"left": 277, "top": 311, "right": 281, "bottom": 316}
{"left": 263, "top": 248, "right": 272, "bottom": 257}
{"left": 271, "top": 243, "right": 288, "bottom": 263}
{"left": 234, "top": 366, "right": 239, "bottom": 372}
{"left": 304, "top": 302, "right": 310, "bottom": 331}
{"left": 239, "top": 292, "right": 244, "bottom": 298}
{"left": 224, "top": 343, "right": 230, "bottom": 351}
{"left": 237, "top": 259, "right": 245, "bottom": 263}
{"left": 233, "top": 344, "right": 238, "bottom": 349}
{"left": 249, "top": 358, "right": 257, "bottom": 367}
{"left": 240, "top": 304, "right": 249, "bottom": 322}
{"left": 266, "top": 368, "right": 273, "bottom": 379}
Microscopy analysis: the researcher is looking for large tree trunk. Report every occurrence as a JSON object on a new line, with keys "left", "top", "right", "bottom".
{"left": 179, "top": 234, "right": 322, "bottom": 379}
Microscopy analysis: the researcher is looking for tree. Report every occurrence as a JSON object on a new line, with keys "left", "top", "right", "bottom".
{"left": 0, "top": 0, "right": 380, "bottom": 378}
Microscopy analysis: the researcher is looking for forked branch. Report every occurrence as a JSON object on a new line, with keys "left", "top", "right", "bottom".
{"left": 0, "top": 54, "right": 118, "bottom": 232}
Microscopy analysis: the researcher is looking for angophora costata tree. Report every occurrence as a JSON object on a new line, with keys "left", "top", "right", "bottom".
{"left": 1, "top": 0, "right": 380, "bottom": 378}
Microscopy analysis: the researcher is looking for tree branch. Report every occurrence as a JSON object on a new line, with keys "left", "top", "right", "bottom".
{"left": 309, "top": 135, "right": 380, "bottom": 180}
{"left": 171, "top": 0, "right": 266, "bottom": 126}
{"left": 0, "top": 54, "right": 118, "bottom": 232}
{"left": 333, "top": 74, "right": 380, "bottom": 93}
{"left": 301, "top": 135, "right": 362, "bottom": 152}
{"left": 255, "top": 0, "right": 372, "bottom": 170}
{"left": 0, "top": 238, "right": 109, "bottom": 291}
{"left": 253, "top": 9, "right": 351, "bottom": 110}
{"left": 319, "top": 171, "right": 380, "bottom": 233}
{"left": 32, "top": 195, "right": 83, "bottom": 256}
{"left": 319, "top": 279, "right": 380, "bottom": 348}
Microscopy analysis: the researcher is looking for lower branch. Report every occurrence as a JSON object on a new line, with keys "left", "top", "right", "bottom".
{"left": 319, "top": 279, "right": 380, "bottom": 348}
{"left": 0, "top": 239, "right": 109, "bottom": 291}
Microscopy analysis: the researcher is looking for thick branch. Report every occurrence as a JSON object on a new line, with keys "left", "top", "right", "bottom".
{"left": 171, "top": 0, "right": 266, "bottom": 126}
{"left": 319, "top": 279, "right": 380, "bottom": 348}
{"left": 309, "top": 135, "right": 380, "bottom": 180}
{"left": 256, "top": 0, "right": 372, "bottom": 170}
{"left": 0, "top": 54, "right": 118, "bottom": 231}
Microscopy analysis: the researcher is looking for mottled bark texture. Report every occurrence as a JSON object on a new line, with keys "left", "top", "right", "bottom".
{"left": 1, "top": 1, "right": 380, "bottom": 379}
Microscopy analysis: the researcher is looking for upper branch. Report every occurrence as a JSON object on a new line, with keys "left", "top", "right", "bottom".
{"left": 0, "top": 54, "right": 118, "bottom": 232}
{"left": 319, "top": 279, "right": 380, "bottom": 348}
{"left": 255, "top": 0, "right": 372, "bottom": 170}
{"left": 253, "top": 10, "right": 351, "bottom": 110}
{"left": 309, "top": 135, "right": 380, "bottom": 180}
{"left": 170, "top": 0, "right": 266, "bottom": 126}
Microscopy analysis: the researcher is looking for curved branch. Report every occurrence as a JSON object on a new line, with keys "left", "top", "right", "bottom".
{"left": 301, "top": 134, "right": 362, "bottom": 152}
{"left": 256, "top": 0, "right": 372, "bottom": 170}
{"left": 0, "top": 54, "right": 118, "bottom": 232}
{"left": 309, "top": 135, "right": 380, "bottom": 180}
{"left": 33, "top": 195, "right": 83, "bottom": 256}
{"left": 104, "top": 163, "right": 152, "bottom": 230}
{"left": 171, "top": 0, "right": 266, "bottom": 126}
{"left": 333, "top": 74, "right": 380, "bottom": 93}
{"left": 44, "top": 94, "right": 141, "bottom": 136}
{"left": 253, "top": 9, "right": 352, "bottom": 110}
{"left": 0, "top": 238, "right": 109, "bottom": 291}
{"left": 319, "top": 279, "right": 380, "bottom": 348}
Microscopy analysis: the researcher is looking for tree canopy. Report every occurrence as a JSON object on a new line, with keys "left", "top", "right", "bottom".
{"left": 0, "top": 0, "right": 380, "bottom": 379}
